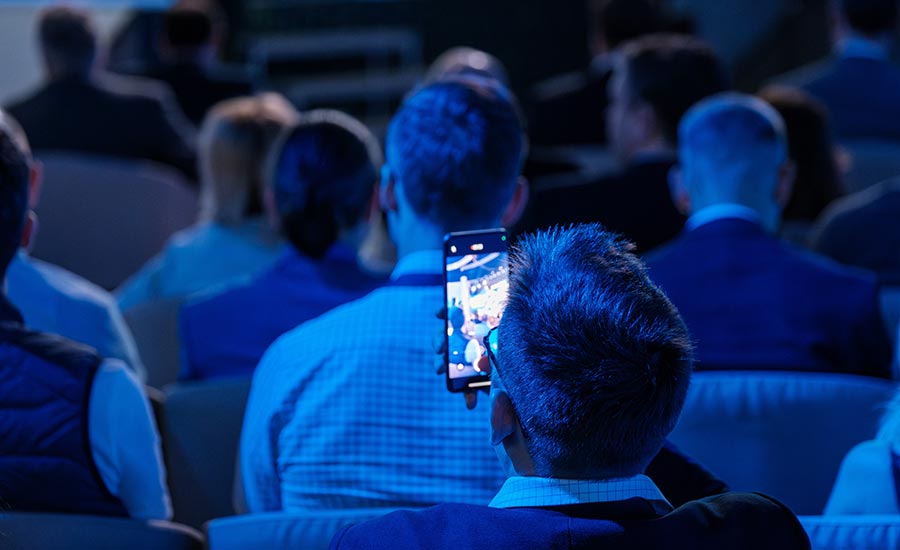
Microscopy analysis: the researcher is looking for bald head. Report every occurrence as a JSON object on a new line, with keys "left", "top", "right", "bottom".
{"left": 677, "top": 93, "right": 790, "bottom": 231}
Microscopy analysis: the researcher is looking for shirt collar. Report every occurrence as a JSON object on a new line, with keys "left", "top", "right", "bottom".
{"left": 839, "top": 35, "right": 889, "bottom": 60}
{"left": 686, "top": 203, "right": 761, "bottom": 231}
{"left": 390, "top": 249, "right": 443, "bottom": 280}
{"left": 489, "top": 475, "right": 672, "bottom": 514}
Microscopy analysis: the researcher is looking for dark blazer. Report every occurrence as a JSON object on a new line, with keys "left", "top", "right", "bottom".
{"left": 145, "top": 62, "right": 255, "bottom": 125}
{"left": 646, "top": 217, "right": 892, "bottom": 377}
{"left": 5, "top": 74, "right": 196, "bottom": 179}
{"left": 516, "top": 157, "right": 684, "bottom": 253}
{"left": 811, "top": 178, "right": 900, "bottom": 285}
{"left": 782, "top": 55, "right": 900, "bottom": 141}
{"left": 331, "top": 492, "right": 810, "bottom": 550}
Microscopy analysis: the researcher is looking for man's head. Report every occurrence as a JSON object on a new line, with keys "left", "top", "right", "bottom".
{"left": 674, "top": 93, "right": 793, "bottom": 232}
{"left": 0, "top": 114, "right": 33, "bottom": 279}
{"left": 491, "top": 224, "right": 693, "bottom": 479}
{"left": 606, "top": 34, "right": 728, "bottom": 163}
{"left": 382, "top": 79, "right": 527, "bottom": 253}
{"left": 588, "top": 0, "right": 665, "bottom": 57}
{"left": 836, "top": 0, "right": 898, "bottom": 39}
{"left": 270, "top": 109, "right": 381, "bottom": 259}
{"left": 424, "top": 47, "right": 510, "bottom": 88}
{"left": 38, "top": 6, "right": 97, "bottom": 80}
{"left": 197, "top": 93, "right": 299, "bottom": 227}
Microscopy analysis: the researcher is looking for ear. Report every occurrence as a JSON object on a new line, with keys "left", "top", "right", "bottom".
{"left": 490, "top": 390, "right": 518, "bottom": 447}
{"left": 379, "top": 166, "right": 399, "bottom": 214}
{"left": 263, "top": 187, "right": 280, "bottom": 232}
{"left": 668, "top": 165, "right": 691, "bottom": 216}
{"left": 500, "top": 177, "right": 529, "bottom": 228}
{"left": 28, "top": 160, "right": 43, "bottom": 209}
{"left": 20, "top": 210, "right": 37, "bottom": 251}
{"left": 775, "top": 160, "right": 796, "bottom": 208}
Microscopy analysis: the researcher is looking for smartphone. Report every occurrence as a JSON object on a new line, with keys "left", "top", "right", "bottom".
{"left": 444, "top": 228, "right": 509, "bottom": 393}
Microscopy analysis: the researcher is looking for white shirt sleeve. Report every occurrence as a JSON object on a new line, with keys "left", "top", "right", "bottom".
{"left": 89, "top": 359, "right": 172, "bottom": 519}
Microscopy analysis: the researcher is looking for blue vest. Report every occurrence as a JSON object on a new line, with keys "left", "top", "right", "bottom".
{"left": 0, "top": 297, "right": 128, "bottom": 516}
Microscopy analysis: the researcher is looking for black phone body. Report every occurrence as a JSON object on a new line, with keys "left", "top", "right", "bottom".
{"left": 443, "top": 228, "right": 509, "bottom": 393}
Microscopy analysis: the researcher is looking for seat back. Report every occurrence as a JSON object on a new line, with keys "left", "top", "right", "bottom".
{"left": 0, "top": 512, "right": 203, "bottom": 550}
{"left": 31, "top": 153, "right": 198, "bottom": 290}
{"left": 669, "top": 371, "right": 897, "bottom": 515}
{"left": 206, "top": 508, "right": 403, "bottom": 550}
{"left": 800, "top": 515, "right": 900, "bottom": 550}
{"left": 161, "top": 378, "right": 252, "bottom": 529}
{"left": 124, "top": 297, "right": 184, "bottom": 389}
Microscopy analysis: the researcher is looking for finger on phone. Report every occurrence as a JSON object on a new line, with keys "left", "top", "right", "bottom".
{"left": 465, "top": 391, "right": 478, "bottom": 410}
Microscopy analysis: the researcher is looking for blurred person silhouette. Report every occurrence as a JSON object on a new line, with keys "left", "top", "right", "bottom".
{"left": 0, "top": 111, "right": 145, "bottom": 380}
{"left": 756, "top": 85, "right": 847, "bottom": 244}
{"left": 332, "top": 224, "right": 809, "bottom": 550}
{"left": 179, "top": 109, "right": 386, "bottom": 381}
{"left": 775, "top": 0, "right": 900, "bottom": 141}
{"left": 0, "top": 114, "right": 170, "bottom": 519}
{"left": 518, "top": 34, "right": 728, "bottom": 253}
{"left": 647, "top": 93, "right": 891, "bottom": 377}
{"left": 5, "top": 5, "right": 197, "bottom": 179}
{"left": 116, "top": 93, "right": 296, "bottom": 312}
{"left": 145, "top": 2, "right": 255, "bottom": 125}
{"left": 826, "top": 386, "right": 900, "bottom": 514}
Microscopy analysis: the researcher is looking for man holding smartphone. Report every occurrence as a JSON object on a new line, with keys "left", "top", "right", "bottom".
{"left": 240, "top": 77, "right": 529, "bottom": 512}
{"left": 332, "top": 224, "right": 810, "bottom": 549}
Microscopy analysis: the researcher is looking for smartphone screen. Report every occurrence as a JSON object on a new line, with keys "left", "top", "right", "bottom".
{"left": 444, "top": 228, "right": 509, "bottom": 393}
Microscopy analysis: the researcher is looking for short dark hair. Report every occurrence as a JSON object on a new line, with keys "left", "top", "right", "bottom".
{"left": 498, "top": 224, "right": 693, "bottom": 478}
{"left": 273, "top": 110, "right": 381, "bottom": 259}
{"left": 385, "top": 79, "right": 524, "bottom": 231}
{"left": 0, "top": 123, "right": 30, "bottom": 277}
{"left": 164, "top": 8, "right": 213, "bottom": 49}
{"left": 38, "top": 6, "right": 96, "bottom": 77}
{"left": 620, "top": 33, "right": 728, "bottom": 145}
{"left": 840, "top": 0, "right": 899, "bottom": 36}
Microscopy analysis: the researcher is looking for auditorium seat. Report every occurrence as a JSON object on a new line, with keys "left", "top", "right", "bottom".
{"left": 843, "top": 140, "right": 900, "bottom": 193}
{"left": 124, "top": 297, "right": 183, "bottom": 389}
{"left": 30, "top": 152, "right": 198, "bottom": 290}
{"left": 0, "top": 512, "right": 203, "bottom": 550}
{"left": 800, "top": 515, "right": 900, "bottom": 550}
{"left": 206, "top": 508, "right": 404, "bottom": 550}
{"left": 161, "top": 378, "right": 252, "bottom": 529}
{"left": 669, "top": 371, "right": 896, "bottom": 515}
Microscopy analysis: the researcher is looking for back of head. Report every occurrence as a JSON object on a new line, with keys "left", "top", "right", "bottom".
{"left": 198, "top": 93, "right": 299, "bottom": 226}
{"left": 38, "top": 5, "right": 97, "bottom": 79}
{"left": 424, "top": 47, "right": 510, "bottom": 89}
{"left": 840, "top": 0, "right": 899, "bottom": 37}
{"left": 164, "top": 7, "right": 213, "bottom": 52}
{"left": 618, "top": 33, "right": 729, "bottom": 146}
{"left": 385, "top": 79, "right": 524, "bottom": 233}
{"left": 0, "top": 116, "right": 31, "bottom": 277}
{"left": 590, "top": 0, "right": 664, "bottom": 52}
{"left": 499, "top": 224, "right": 693, "bottom": 478}
{"left": 272, "top": 109, "right": 382, "bottom": 259}
{"left": 679, "top": 92, "right": 788, "bottom": 212}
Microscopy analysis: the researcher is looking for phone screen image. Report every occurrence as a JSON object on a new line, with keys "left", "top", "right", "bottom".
{"left": 444, "top": 229, "right": 509, "bottom": 392}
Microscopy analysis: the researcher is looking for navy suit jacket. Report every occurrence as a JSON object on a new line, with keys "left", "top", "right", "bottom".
{"left": 5, "top": 74, "right": 196, "bottom": 179}
{"left": 646, "top": 217, "right": 892, "bottom": 377}
{"left": 784, "top": 55, "right": 900, "bottom": 141}
{"left": 145, "top": 62, "right": 255, "bottom": 125}
{"left": 331, "top": 492, "right": 810, "bottom": 550}
{"left": 516, "top": 157, "right": 684, "bottom": 253}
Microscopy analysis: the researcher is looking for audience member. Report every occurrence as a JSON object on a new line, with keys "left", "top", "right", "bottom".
{"left": 179, "top": 110, "right": 385, "bottom": 381}
{"left": 528, "top": 0, "right": 688, "bottom": 146}
{"left": 424, "top": 47, "right": 510, "bottom": 87}
{"left": 0, "top": 116, "right": 170, "bottom": 519}
{"left": 0, "top": 111, "right": 145, "bottom": 379}
{"left": 116, "top": 93, "right": 295, "bottom": 312}
{"left": 240, "top": 78, "right": 529, "bottom": 512}
{"left": 810, "top": 178, "right": 900, "bottom": 285}
{"left": 5, "top": 5, "right": 197, "bottom": 179}
{"left": 518, "top": 34, "right": 728, "bottom": 253}
{"left": 332, "top": 224, "right": 810, "bottom": 550}
{"left": 775, "top": 0, "right": 900, "bottom": 141}
{"left": 646, "top": 93, "right": 892, "bottom": 377}
{"left": 146, "top": 4, "right": 255, "bottom": 125}
{"left": 826, "top": 387, "right": 900, "bottom": 514}
{"left": 757, "top": 86, "right": 846, "bottom": 224}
